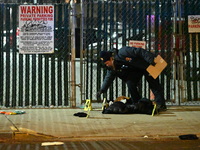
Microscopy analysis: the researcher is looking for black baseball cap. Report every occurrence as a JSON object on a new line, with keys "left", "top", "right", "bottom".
{"left": 99, "top": 51, "right": 113, "bottom": 62}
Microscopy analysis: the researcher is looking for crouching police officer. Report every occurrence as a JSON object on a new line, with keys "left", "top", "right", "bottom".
{"left": 97, "top": 46, "right": 166, "bottom": 111}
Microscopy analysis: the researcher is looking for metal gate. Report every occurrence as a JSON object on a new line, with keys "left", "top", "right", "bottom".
{"left": 0, "top": 3, "right": 71, "bottom": 108}
{"left": 0, "top": 1, "right": 199, "bottom": 108}
{"left": 82, "top": 0, "right": 200, "bottom": 105}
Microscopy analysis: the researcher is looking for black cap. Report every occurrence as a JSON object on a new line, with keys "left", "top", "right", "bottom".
{"left": 99, "top": 51, "right": 112, "bottom": 62}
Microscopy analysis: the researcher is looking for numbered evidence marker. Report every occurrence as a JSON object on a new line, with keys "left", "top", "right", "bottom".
{"left": 146, "top": 55, "right": 167, "bottom": 79}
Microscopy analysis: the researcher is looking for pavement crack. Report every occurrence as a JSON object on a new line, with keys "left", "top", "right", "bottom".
{"left": 4, "top": 115, "right": 19, "bottom": 132}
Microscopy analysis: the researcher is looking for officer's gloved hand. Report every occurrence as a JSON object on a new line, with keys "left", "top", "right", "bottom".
{"left": 96, "top": 91, "right": 102, "bottom": 99}
{"left": 151, "top": 62, "right": 156, "bottom": 66}
{"left": 151, "top": 59, "right": 156, "bottom": 66}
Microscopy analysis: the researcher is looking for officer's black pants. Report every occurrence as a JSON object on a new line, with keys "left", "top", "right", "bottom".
{"left": 126, "top": 71, "right": 165, "bottom": 105}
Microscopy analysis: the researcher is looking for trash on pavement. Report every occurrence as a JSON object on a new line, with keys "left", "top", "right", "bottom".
{"left": 179, "top": 134, "right": 199, "bottom": 140}
{"left": 41, "top": 142, "right": 64, "bottom": 146}
{"left": 0, "top": 110, "right": 26, "bottom": 115}
{"left": 73, "top": 112, "right": 87, "bottom": 117}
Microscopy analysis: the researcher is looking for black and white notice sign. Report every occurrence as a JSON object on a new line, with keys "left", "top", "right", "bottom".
{"left": 19, "top": 5, "right": 54, "bottom": 54}
{"left": 188, "top": 15, "right": 200, "bottom": 33}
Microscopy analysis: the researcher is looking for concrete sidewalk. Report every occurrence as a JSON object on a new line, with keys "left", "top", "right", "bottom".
{"left": 0, "top": 106, "right": 200, "bottom": 142}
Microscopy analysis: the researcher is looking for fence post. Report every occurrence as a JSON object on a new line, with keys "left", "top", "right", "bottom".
{"left": 70, "top": 0, "right": 77, "bottom": 107}
{"left": 177, "top": 0, "right": 185, "bottom": 103}
{"left": 80, "top": 0, "right": 84, "bottom": 103}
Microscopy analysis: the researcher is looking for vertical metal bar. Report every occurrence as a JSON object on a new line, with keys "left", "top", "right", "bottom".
{"left": 71, "top": 1, "right": 76, "bottom": 107}
{"left": 155, "top": 0, "right": 159, "bottom": 53}
{"left": 5, "top": 4, "right": 11, "bottom": 107}
{"left": 122, "top": 1, "right": 126, "bottom": 47}
{"left": 85, "top": 1, "right": 89, "bottom": 99}
{"left": 18, "top": 5, "right": 24, "bottom": 107}
{"left": 147, "top": 1, "right": 152, "bottom": 99}
{"left": 132, "top": 1, "right": 137, "bottom": 38}
{"left": 138, "top": 0, "right": 144, "bottom": 38}
{"left": 102, "top": 1, "right": 108, "bottom": 99}
{"left": 198, "top": 33, "right": 200, "bottom": 85}
{"left": 121, "top": 1, "right": 126, "bottom": 96}
{"left": 12, "top": 4, "right": 17, "bottom": 53}
{"left": 178, "top": 0, "right": 185, "bottom": 103}
{"left": 97, "top": 0, "right": 102, "bottom": 101}
{"left": 115, "top": 1, "right": 119, "bottom": 98}
{"left": 44, "top": 56, "right": 49, "bottom": 106}
{"left": 166, "top": 0, "right": 173, "bottom": 101}
{"left": 64, "top": 3, "right": 69, "bottom": 106}
{"left": 44, "top": 2, "right": 51, "bottom": 106}
{"left": 51, "top": 56, "right": 56, "bottom": 106}
{"left": 89, "top": 1, "right": 94, "bottom": 101}
{"left": 192, "top": 34, "right": 197, "bottom": 101}
{"left": 57, "top": 58, "right": 62, "bottom": 105}
{"left": 50, "top": 6, "right": 56, "bottom": 106}
{"left": 31, "top": 55, "right": 36, "bottom": 106}
{"left": 144, "top": 0, "right": 148, "bottom": 98}
{"left": 0, "top": 4, "right": 3, "bottom": 106}
{"left": 109, "top": 1, "right": 114, "bottom": 101}
{"left": 172, "top": 0, "right": 178, "bottom": 103}
{"left": 103, "top": 1, "right": 108, "bottom": 51}
{"left": 160, "top": 0, "right": 166, "bottom": 97}
{"left": 38, "top": 56, "right": 43, "bottom": 105}
{"left": 19, "top": 3, "right": 30, "bottom": 107}
{"left": 128, "top": 1, "right": 133, "bottom": 40}
{"left": 198, "top": 34, "right": 200, "bottom": 96}
{"left": 147, "top": 1, "right": 152, "bottom": 52}
{"left": 137, "top": 0, "right": 144, "bottom": 97}
{"left": 193, "top": 0, "right": 199, "bottom": 101}
{"left": 12, "top": 4, "right": 17, "bottom": 107}
{"left": 25, "top": 55, "right": 30, "bottom": 106}
{"left": 174, "top": 0, "right": 181, "bottom": 105}
{"left": 184, "top": 0, "right": 191, "bottom": 101}
{"left": 79, "top": 0, "right": 84, "bottom": 103}
{"left": 38, "top": 2, "right": 44, "bottom": 106}
{"left": 160, "top": 1, "right": 165, "bottom": 55}
{"left": 57, "top": 4, "right": 62, "bottom": 106}
{"left": 189, "top": 0, "right": 198, "bottom": 101}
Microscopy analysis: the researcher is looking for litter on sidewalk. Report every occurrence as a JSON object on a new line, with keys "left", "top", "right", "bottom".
{"left": 0, "top": 110, "right": 26, "bottom": 115}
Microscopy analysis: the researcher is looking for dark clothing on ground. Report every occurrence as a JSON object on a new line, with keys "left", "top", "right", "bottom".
{"left": 102, "top": 98, "right": 154, "bottom": 115}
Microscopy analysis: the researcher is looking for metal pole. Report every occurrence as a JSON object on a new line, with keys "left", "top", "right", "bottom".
{"left": 80, "top": 0, "right": 84, "bottom": 103}
{"left": 178, "top": 0, "right": 185, "bottom": 103}
{"left": 172, "top": 0, "right": 178, "bottom": 104}
{"left": 70, "top": 0, "right": 77, "bottom": 107}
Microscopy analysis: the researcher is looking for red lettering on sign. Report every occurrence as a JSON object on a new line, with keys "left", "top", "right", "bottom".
{"left": 20, "top": 6, "right": 53, "bottom": 14}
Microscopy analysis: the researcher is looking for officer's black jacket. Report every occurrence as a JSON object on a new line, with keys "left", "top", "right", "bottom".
{"left": 100, "top": 46, "right": 156, "bottom": 93}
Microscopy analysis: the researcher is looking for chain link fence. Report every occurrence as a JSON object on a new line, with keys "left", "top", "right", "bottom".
{"left": 82, "top": 0, "right": 200, "bottom": 105}
{"left": 183, "top": 0, "right": 200, "bottom": 103}
{"left": 0, "top": 0, "right": 199, "bottom": 108}
{"left": 0, "top": 3, "right": 71, "bottom": 108}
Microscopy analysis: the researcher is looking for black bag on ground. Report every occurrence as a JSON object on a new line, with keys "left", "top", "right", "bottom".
{"left": 136, "top": 98, "right": 154, "bottom": 115}
{"left": 102, "top": 98, "right": 154, "bottom": 115}
{"left": 103, "top": 101, "right": 127, "bottom": 114}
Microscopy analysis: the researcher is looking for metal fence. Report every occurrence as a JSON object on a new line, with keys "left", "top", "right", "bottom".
{"left": 82, "top": 0, "right": 200, "bottom": 105}
{"left": 0, "top": 0, "right": 199, "bottom": 108}
{"left": 0, "top": 3, "right": 71, "bottom": 108}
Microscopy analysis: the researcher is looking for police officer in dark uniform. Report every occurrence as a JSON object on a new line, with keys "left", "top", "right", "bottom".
{"left": 97, "top": 46, "right": 166, "bottom": 110}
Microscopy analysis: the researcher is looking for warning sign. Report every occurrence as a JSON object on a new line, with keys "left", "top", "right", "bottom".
{"left": 19, "top": 5, "right": 54, "bottom": 54}
{"left": 188, "top": 15, "right": 200, "bottom": 33}
{"left": 129, "top": 40, "right": 146, "bottom": 49}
